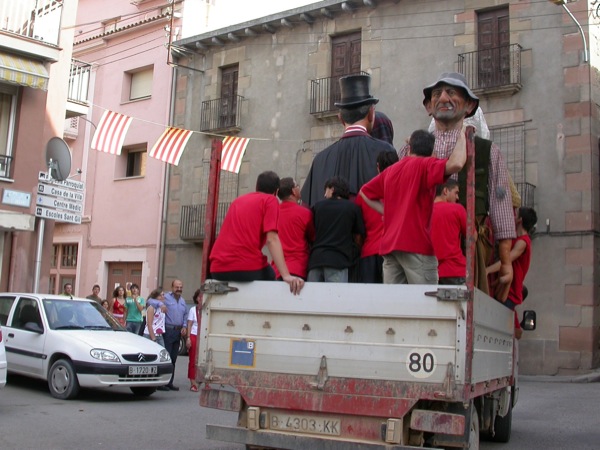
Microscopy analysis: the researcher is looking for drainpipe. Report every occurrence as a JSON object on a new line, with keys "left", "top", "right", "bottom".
{"left": 157, "top": 66, "right": 178, "bottom": 287}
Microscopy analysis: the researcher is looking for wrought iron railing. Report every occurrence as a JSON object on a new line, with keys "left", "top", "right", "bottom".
{"left": 515, "top": 182, "right": 535, "bottom": 209}
{"left": 0, "top": 154, "right": 13, "bottom": 178}
{"left": 0, "top": 0, "right": 63, "bottom": 46}
{"left": 200, "top": 96, "right": 244, "bottom": 132}
{"left": 68, "top": 59, "right": 91, "bottom": 104}
{"left": 310, "top": 71, "right": 369, "bottom": 115}
{"left": 458, "top": 44, "right": 522, "bottom": 91}
{"left": 180, "top": 202, "right": 230, "bottom": 241}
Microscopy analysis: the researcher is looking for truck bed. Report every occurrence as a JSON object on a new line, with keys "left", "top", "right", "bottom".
{"left": 198, "top": 280, "right": 514, "bottom": 409}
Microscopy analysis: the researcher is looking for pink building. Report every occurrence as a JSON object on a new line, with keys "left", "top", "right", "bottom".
{"left": 56, "top": 0, "right": 184, "bottom": 299}
{"left": 0, "top": 0, "right": 80, "bottom": 293}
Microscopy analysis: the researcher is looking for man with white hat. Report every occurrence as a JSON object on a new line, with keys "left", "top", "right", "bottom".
{"left": 400, "top": 72, "right": 516, "bottom": 300}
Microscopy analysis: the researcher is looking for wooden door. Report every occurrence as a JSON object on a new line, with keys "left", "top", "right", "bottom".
{"left": 330, "top": 32, "right": 362, "bottom": 108}
{"left": 220, "top": 65, "right": 239, "bottom": 128}
{"left": 107, "top": 262, "right": 142, "bottom": 299}
{"left": 477, "top": 7, "right": 510, "bottom": 88}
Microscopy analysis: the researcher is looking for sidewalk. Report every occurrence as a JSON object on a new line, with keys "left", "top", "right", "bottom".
{"left": 520, "top": 368, "right": 600, "bottom": 383}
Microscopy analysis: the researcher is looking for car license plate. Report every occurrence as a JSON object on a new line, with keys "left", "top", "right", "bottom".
{"left": 128, "top": 365, "right": 157, "bottom": 375}
{"left": 269, "top": 412, "right": 341, "bottom": 436}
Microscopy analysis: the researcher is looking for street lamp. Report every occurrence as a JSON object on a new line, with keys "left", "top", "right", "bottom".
{"left": 548, "top": 0, "right": 589, "bottom": 63}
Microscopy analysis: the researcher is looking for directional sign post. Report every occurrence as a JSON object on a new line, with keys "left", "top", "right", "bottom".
{"left": 35, "top": 171, "right": 84, "bottom": 224}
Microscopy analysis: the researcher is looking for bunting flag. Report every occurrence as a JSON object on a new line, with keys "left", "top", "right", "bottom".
{"left": 221, "top": 136, "right": 249, "bottom": 173}
{"left": 149, "top": 127, "right": 193, "bottom": 166}
{"left": 90, "top": 110, "right": 133, "bottom": 155}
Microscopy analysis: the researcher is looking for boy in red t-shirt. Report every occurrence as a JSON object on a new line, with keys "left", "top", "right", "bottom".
{"left": 486, "top": 207, "right": 537, "bottom": 339}
{"left": 360, "top": 128, "right": 466, "bottom": 284}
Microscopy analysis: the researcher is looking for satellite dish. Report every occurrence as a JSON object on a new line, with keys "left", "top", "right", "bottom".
{"left": 45, "top": 137, "right": 72, "bottom": 181}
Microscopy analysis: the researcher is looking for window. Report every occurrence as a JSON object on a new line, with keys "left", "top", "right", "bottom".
{"left": 119, "top": 144, "right": 147, "bottom": 178}
{"left": 0, "top": 295, "right": 16, "bottom": 326}
{"left": 128, "top": 67, "right": 153, "bottom": 101}
{"left": 477, "top": 7, "right": 510, "bottom": 88}
{"left": 0, "top": 84, "right": 17, "bottom": 178}
{"left": 219, "top": 65, "right": 239, "bottom": 129}
{"left": 11, "top": 298, "right": 42, "bottom": 331}
{"left": 61, "top": 244, "right": 78, "bottom": 267}
{"left": 49, "top": 243, "right": 78, "bottom": 294}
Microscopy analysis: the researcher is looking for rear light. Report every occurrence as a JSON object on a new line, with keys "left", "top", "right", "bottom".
{"left": 0, "top": 327, "right": 3, "bottom": 341}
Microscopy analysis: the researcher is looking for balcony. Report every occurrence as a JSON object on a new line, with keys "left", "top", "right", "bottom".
{"left": 458, "top": 44, "right": 522, "bottom": 97}
{"left": 0, "top": 154, "right": 12, "bottom": 178}
{"left": 180, "top": 202, "right": 230, "bottom": 242}
{"left": 515, "top": 182, "right": 535, "bottom": 209}
{"left": 0, "top": 0, "right": 63, "bottom": 61}
{"left": 66, "top": 59, "right": 91, "bottom": 118}
{"left": 200, "top": 96, "right": 244, "bottom": 133}
{"left": 310, "top": 71, "right": 369, "bottom": 117}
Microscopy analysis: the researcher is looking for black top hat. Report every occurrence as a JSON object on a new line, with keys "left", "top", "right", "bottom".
{"left": 335, "top": 74, "right": 379, "bottom": 108}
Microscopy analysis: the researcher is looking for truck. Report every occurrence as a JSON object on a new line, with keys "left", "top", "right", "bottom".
{"left": 193, "top": 134, "right": 535, "bottom": 449}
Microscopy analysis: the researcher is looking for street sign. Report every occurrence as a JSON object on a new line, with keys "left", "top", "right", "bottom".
{"left": 35, "top": 206, "right": 82, "bottom": 224}
{"left": 35, "top": 171, "right": 85, "bottom": 224}
{"left": 38, "top": 171, "right": 84, "bottom": 191}
{"left": 37, "top": 183, "right": 84, "bottom": 202}
{"left": 36, "top": 194, "right": 83, "bottom": 214}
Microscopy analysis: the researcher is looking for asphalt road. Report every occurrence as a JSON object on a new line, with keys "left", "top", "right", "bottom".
{"left": 0, "top": 357, "right": 598, "bottom": 449}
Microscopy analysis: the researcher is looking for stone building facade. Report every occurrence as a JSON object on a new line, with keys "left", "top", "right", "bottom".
{"left": 166, "top": 0, "right": 600, "bottom": 375}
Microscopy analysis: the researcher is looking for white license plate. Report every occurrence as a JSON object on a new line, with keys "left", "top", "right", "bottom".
{"left": 269, "top": 412, "right": 341, "bottom": 436}
{"left": 128, "top": 365, "right": 157, "bottom": 375}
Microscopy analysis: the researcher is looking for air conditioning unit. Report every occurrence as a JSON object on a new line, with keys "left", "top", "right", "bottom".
{"left": 64, "top": 117, "right": 79, "bottom": 140}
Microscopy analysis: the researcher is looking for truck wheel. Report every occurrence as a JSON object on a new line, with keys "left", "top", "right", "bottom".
{"left": 48, "top": 359, "right": 80, "bottom": 400}
{"left": 468, "top": 405, "right": 480, "bottom": 450}
{"left": 490, "top": 400, "right": 512, "bottom": 442}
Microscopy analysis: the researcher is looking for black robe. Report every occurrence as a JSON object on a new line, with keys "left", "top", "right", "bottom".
{"left": 301, "top": 130, "right": 396, "bottom": 206}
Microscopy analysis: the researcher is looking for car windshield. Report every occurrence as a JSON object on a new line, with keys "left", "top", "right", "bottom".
{"left": 43, "top": 299, "right": 124, "bottom": 331}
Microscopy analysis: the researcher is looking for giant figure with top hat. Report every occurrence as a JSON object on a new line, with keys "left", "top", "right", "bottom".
{"left": 301, "top": 74, "right": 396, "bottom": 207}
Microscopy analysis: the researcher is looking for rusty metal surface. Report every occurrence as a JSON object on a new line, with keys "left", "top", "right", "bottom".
{"left": 409, "top": 409, "right": 465, "bottom": 436}
{"left": 195, "top": 366, "right": 478, "bottom": 416}
{"left": 464, "top": 126, "right": 476, "bottom": 401}
{"left": 199, "top": 385, "right": 243, "bottom": 411}
{"left": 206, "top": 424, "right": 425, "bottom": 450}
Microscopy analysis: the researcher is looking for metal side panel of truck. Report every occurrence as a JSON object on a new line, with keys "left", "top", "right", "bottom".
{"left": 197, "top": 280, "right": 515, "bottom": 449}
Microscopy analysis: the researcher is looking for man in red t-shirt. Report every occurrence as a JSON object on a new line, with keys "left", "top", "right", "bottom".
{"left": 487, "top": 207, "right": 537, "bottom": 339}
{"left": 209, "top": 171, "right": 304, "bottom": 295}
{"left": 360, "top": 129, "right": 466, "bottom": 284}
{"left": 431, "top": 179, "right": 467, "bottom": 285}
{"left": 272, "top": 177, "right": 315, "bottom": 280}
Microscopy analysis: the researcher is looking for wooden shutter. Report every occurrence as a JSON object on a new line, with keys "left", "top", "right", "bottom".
{"left": 477, "top": 7, "right": 509, "bottom": 88}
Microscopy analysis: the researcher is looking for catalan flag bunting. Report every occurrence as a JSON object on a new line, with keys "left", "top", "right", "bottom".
{"left": 221, "top": 136, "right": 249, "bottom": 173}
{"left": 149, "top": 127, "right": 193, "bottom": 166}
{"left": 90, "top": 110, "right": 133, "bottom": 155}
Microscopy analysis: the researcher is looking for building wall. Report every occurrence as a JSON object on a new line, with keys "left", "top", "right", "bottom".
{"left": 0, "top": 0, "right": 79, "bottom": 293}
{"left": 56, "top": 0, "right": 181, "bottom": 299}
{"left": 166, "top": 0, "right": 599, "bottom": 374}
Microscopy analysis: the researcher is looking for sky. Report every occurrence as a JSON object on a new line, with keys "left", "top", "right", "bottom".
{"left": 182, "top": 0, "right": 314, "bottom": 37}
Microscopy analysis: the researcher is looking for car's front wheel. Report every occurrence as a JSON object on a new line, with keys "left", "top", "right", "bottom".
{"left": 130, "top": 386, "right": 156, "bottom": 397}
{"left": 48, "top": 359, "right": 80, "bottom": 400}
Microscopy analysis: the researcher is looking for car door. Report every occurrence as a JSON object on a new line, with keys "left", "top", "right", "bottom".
{"left": 4, "top": 296, "right": 46, "bottom": 377}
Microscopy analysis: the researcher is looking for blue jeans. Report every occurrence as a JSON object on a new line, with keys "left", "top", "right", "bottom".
{"left": 163, "top": 327, "right": 181, "bottom": 386}
{"left": 126, "top": 321, "right": 142, "bottom": 334}
{"left": 307, "top": 267, "right": 348, "bottom": 283}
{"left": 143, "top": 334, "right": 165, "bottom": 348}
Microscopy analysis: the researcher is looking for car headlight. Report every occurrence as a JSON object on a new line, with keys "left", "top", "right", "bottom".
{"left": 90, "top": 349, "right": 121, "bottom": 362}
{"left": 159, "top": 349, "right": 171, "bottom": 363}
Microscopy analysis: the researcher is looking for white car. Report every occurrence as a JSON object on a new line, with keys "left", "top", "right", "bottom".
{"left": 0, "top": 325, "right": 6, "bottom": 389}
{"left": 0, "top": 293, "right": 172, "bottom": 399}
